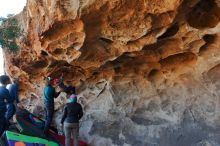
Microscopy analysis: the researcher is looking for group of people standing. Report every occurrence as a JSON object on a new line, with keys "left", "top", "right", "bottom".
{"left": 0, "top": 75, "right": 83, "bottom": 146}
{"left": 43, "top": 76, "right": 83, "bottom": 146}
{"left": 0, "top": 75, "right": 20, "bottom": 136}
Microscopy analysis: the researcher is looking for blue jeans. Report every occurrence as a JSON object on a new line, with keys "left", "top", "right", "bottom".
{"left": 0, "top": 110, "right": 6, "bottom": 136}
{"left": 43, "top": 106, "right": 54, "bottom": 134}
{"left": 5, "top": 103, "right": 16, "bottom": 121}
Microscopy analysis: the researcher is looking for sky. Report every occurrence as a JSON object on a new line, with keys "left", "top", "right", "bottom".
{"left": 0, "top": 0, "right": 26, "bottom": 75}
{"left": 0, "top": 0, "right": 27, "bottom": 17}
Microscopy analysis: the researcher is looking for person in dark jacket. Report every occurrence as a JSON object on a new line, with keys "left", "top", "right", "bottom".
{"left": 6, "top": 78, "right": 20, "bottom": 122}
{"left": 58, "top": 82, "right": 76, "bottom": 95}
{"left": 0, "top": 75, "right": 12, "bottom": 136}
{"left": 43, "top": 77, "right": 61, "bottom": 136}
{"left": 61, "top": 94, "right": 83, "bottom": 146}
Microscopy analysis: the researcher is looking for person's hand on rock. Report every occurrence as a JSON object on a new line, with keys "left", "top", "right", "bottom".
{"left": 17, "top": 103, "right": 24, "bottom": 109}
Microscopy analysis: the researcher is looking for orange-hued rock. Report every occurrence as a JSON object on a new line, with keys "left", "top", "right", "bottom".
{"left": 4, "top": 0, "right": 220, "bottom": 146}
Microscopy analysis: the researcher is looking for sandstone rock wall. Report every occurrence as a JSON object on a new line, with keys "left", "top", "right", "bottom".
{"left": 4, "top": 0, "right": 220, "bottom": 145}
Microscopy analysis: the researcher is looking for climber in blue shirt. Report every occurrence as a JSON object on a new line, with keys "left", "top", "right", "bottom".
{"left": 43, "top": 77, "right": 61, "bottom": 136}
{"left": 6, "top": 78, "right": 20, "bottom": 122}
{"left": 0, "top": 75, "right": 12, "bottom": 136}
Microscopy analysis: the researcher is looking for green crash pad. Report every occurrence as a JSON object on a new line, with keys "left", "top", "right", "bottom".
{"left": 6, "top": 131, "right": 59, "bottom": 146}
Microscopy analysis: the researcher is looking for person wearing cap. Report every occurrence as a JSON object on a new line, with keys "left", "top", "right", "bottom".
{"left": 43, "top": 77, "right": 61, "bottom": 136}
{"left": 0, "top": 75, "right": 13, "bottom": 136}
{"left": 61, "top": 94, "right": 83, "bottom": 146}
{"left": 6, "top": 78, "right": 20, "bottom": 123}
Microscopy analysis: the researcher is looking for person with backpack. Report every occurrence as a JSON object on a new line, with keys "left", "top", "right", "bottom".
{"left": 0, "top": 75, "right": 12, "bottom": 136}
{"left": 61, "top": 94, "right": 83, "bottom": 146}
{"left": 43, "top": 77, "right": 61, "bottom": 136}
{"left": 6, "top": 78, "right": 20, "bottom": 123}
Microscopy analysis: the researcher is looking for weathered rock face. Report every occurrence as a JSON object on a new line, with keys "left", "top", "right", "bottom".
{"left": 4, "top": 0, "right": 220, "bottom": 145}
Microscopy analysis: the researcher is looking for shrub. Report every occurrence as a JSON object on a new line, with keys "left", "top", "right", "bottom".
{"left": 0, "top": 17, "right": 22, "bottom": 52}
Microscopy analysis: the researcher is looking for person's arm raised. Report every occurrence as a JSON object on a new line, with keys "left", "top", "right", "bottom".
{"left": 53, "top": 87, "right": 61, "bottom": 98}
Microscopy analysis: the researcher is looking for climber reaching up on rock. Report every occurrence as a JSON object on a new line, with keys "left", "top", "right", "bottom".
{"left": 43, "top": 76, "right": 62, "bottom": 136}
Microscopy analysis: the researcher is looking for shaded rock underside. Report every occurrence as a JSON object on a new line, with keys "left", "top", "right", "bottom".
{"left": 4, "top": 0, "right": 220, "bottom": 146}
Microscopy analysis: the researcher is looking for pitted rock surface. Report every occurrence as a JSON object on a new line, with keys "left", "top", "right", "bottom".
{"left": 4, "top": 0, "right": 220, "bottom": 145}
